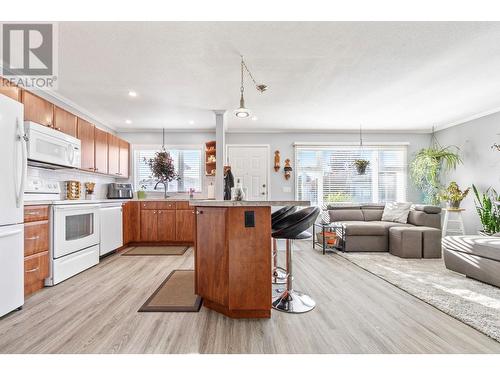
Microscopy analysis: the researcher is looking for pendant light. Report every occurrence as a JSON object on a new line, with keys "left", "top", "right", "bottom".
{"left": 234, "top": 56, "right": 267, "bottom": 119}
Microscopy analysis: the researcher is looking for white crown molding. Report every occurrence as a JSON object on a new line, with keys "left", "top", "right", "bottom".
{"left": 293, "top": 141, "right": 410, "bottom": 147}
{"left": 433, "top": 106, "right": 500, "bottom": 132}
{"left": 225, "top": 127, "right": 432, "bottom": 134}
{"left": 115, "top": 127, "right": 216, "bottom": 134}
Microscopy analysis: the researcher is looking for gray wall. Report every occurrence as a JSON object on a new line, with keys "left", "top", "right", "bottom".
{"left": 118, "top": 130, "right": 431, "bottom": 203}
{"left": 436, "top": 112, "right": 500, "bottom": 234}
{"left": 226, "top": 131, "right": 430, "bottom": 202}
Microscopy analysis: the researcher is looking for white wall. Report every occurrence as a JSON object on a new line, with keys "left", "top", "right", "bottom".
{"left": 436, "top": 112, "right": 500, "bottom": 234}
{"left": 226, "top": 131, "right": 430, "bottom": 203}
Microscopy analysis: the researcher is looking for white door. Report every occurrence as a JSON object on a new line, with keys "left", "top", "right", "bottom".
{"left": 0, "top": 224, "right": 24, "bottom": 317}
{"left": 0, "top": 95, "right": 25, "bottom": 227}
{"left": 227, "top": 145, "right": 269, "bottom": 200}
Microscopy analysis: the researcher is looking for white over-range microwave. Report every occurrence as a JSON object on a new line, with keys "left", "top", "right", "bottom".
{"left": 24, "top": 121, "right": 81, "bottom": 169}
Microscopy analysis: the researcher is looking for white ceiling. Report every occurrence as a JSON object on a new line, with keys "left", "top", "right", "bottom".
{"left": 54, "top": 22, "right": 500, "bottom": 132}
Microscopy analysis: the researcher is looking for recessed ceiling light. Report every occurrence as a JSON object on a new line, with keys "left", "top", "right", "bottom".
{"left": 251, "top": 116, "right": 258, "bottom": 121}
{"left": 125, "top": 119, "right": 132, "bottom": 124}
{"left": 128, "top": 91, "right": 137, "bottom": 97}
{"left": 189, "top": 120, "right": 195, "bottom": 125}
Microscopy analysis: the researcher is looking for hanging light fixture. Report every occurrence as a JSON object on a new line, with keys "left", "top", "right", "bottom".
{"left": 234, "top": 56, "right": 267, "bottom": 119}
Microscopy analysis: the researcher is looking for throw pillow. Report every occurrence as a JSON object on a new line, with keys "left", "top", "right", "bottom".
{"left": 381, "top": 202, "right": 412, "bottom": 224}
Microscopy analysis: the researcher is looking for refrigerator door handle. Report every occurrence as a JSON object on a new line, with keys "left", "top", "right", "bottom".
{"left": 0, "top": 228, "right": 23, "bottom": 239}
{"left": 15, "top": 117, "right": 27, "bottom": 208}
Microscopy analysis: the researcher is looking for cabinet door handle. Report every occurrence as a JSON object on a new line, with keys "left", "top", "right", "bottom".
{"left": 25, "top": 211, "right": 41, "bottom": 216}
{"left": 26, "top": 267, "right": 40, "bottom": 273}
{"left": 26, "top": 235, "right": 40, "bottom": 240}
{"left": 196, "top": 210, "right": 203, "bottom": 215}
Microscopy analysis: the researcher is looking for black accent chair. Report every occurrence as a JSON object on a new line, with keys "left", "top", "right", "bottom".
{"left": 271, "top": 206, "right": 298, "bottom": 284}
{"left": 272, "top": 206, "right": 320, "bottom": 313}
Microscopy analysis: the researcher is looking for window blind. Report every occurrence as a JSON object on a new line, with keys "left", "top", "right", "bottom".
{"left": 295, "top": 145, "right": 407, "bottom": 206}
{"left": 134, "top": 148, "right": 202, "bottom": 193}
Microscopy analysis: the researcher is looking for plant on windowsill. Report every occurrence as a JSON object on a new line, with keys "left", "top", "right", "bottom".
{"left": 353, "top": 159, "right": 370, "bottom": 175}
{"left": 410, "top": 131, "right": 462, "bottom": 205}
{"left": 472, "top": 185, "right": 500, "bottom": 236}
{"left": 137, "top": 183, "right": 147, "bottom": 200}
{"left": 439, "top": 181, "right": 470, "bottom": 209}
{"left": 144, "top": 150, "right": 180, "bottom": 198}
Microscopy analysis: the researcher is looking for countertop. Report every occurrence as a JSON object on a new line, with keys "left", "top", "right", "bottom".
{"left": 24, "top": 197, "right": 212, "bottom": 206}
{"left": 189, "top": 200, "right": 311, "bottom": 207}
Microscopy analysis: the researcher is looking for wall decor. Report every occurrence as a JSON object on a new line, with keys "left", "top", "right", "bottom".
{"left": 284, "top": 158, "right": 293, "bottom": 180}
{"left": 274, "top": 150, "right": 281, "bottom": 172}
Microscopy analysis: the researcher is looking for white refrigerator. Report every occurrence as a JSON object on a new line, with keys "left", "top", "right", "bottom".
{"left": 0, "top": 94, "right": 26, "bottom": 317}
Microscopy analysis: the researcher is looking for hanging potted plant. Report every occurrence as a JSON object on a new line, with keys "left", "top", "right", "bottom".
{"left": 439, "top": 181, "right": 469, "bottom": 209}
{"left": 410, "top": 130, "right": 462, "bottom": 205}
{"left": 353, "top": 159, "right": 370, "bottom": 175}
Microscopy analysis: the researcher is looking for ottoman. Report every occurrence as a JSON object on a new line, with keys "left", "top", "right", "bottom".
{"left": 389, "top": 226, "right": 442, "bottom": 259}
{"left": 389, "top": 227, "right": 423, "bottom": 258}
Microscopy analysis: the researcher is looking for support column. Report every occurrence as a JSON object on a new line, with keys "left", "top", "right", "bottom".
{"left": 214, "top": 110, "right": 227, "bottom": 200}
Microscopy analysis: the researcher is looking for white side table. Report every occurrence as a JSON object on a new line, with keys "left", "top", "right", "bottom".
{"left": 442, "top": 208, "right": 466, "bottom": 237}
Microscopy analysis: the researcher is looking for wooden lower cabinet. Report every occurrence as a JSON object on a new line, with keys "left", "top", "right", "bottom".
{"left": 157, "top": 210, "right": 176, "bottom": 241}
{"left": 122, "top": 202, "right": 140, "bottom": 244}
{"left": 24, "top": 252, "right": 49, "bottom": 296}
{"left": 176, "top": 209, "right": 195, "bottom": 242}
{"left": 140, "top": 210, "right": 158, "bottom": 242}
{"left": 123, "top": 201, "right": 195, "bottom": 246}
{"left": 23, "top": 205, "right": 50, "bottom": 297}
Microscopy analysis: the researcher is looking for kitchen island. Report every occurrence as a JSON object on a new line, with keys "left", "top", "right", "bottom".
{"left": 190, "top": 200, "right": 310, "bottom": 318}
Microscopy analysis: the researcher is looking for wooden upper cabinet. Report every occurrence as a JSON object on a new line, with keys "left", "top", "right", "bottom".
{"left": 94, "top": 127, "right": 108, "bottom": 174}
{"left": 119, "top": 139, "right": 130, "bottom": 178}
{"left": 108, "top": 134, "right": 120, "bottom": 176}
{"left": 22, "top": 91, "right": 54, "bottom": 127}
{"left": 53, "top": 106, "right": 77, "bottom": 137}
{"left": 0, "top": 78, "right": 21, "bottom": 102}
{"left": 77, "top": 118, "right": 95, "bottom": 171}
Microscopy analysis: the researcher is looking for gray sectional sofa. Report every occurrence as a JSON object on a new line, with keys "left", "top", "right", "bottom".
{"left": 327, "top": 204, "right": 442, "bottom": 258}
{"left": 443, "top": 235, "right": 500, "bottom": 288}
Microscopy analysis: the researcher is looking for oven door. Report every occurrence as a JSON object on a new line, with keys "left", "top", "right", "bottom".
{"left": 53, "top": 205, "right": 100, "bottom": 258}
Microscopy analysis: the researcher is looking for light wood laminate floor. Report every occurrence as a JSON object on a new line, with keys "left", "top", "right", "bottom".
{"left": 1, "top": 242, "right": 499, "bottom": 354}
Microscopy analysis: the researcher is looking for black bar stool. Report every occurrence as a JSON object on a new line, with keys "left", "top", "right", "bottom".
{"left": 271, "top": 206, "right": 297, "bottom": 284}
{"left": 271, "top": 206, "right": 320, "bottom": 313}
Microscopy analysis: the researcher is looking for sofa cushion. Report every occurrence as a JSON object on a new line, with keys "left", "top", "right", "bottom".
{"left": 407, "top": 210, "right": 441, "bottom": 229}
{"left": 371, "top": 221, "right": 412, "bottom": 230}
{"left": 382, "top": 202, "right": 412, "bottom": 223}
{"left": 329, "top": 209, "right": 364, "bottom": 222}
{"left": 414, "top": 204, "right": 442, "bottom": 214}
{"left": 362, "top": 208, "right": 384, "bottom": 221}
{"left": 342, "top": 221, "right": 387, "bottom": 236}
{"left": 442, "top": 235, "right": 500, "bottom": 261}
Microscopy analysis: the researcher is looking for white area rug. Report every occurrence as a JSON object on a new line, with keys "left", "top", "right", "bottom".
{"left": 337, "top": 251, "right": 500, "bottom": 342}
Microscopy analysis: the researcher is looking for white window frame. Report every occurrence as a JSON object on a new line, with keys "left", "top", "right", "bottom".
{"left": 133, "top": 144, "right": 204, "bottom": 193}
{"left": 293, "top": 142, "right": 408, "bottom": 206}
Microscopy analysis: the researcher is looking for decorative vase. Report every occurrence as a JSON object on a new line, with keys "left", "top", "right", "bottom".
{"left": 448, "top": 200, "right": 461, "bottom": 209}
{"left": 137, "top": 190, "right": 147, "bottom": 199}
{"left": 356, "top": 165, "right": 367, "bottom": 175}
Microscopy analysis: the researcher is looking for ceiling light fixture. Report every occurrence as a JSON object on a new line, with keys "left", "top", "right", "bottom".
{"left": 234, "top": 56, "right": 267, "bottom": 119}
{"left": 128, "top": 90, "right": 137, "bottom": 97}
{"left": 125, "top": 119, "right": 132, "bottom": 124}
{"left": 189, "top": 120, "right": 195, "bottom": 125}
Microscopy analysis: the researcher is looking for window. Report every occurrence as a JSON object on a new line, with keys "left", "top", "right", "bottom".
{"left": 295, "top": 144, "right": 407, "bottom": 206}
{"left": 134, "top": 146, "right": 202, "bottom": 193}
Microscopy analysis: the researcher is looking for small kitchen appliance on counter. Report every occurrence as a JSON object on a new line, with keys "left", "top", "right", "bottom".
{"left": 107, "top": 183, "right": 133, "bottom": 199}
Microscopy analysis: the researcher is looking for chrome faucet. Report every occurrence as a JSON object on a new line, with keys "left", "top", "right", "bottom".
{"left": 154, "top": 181, "right": 168, "bottom": 199}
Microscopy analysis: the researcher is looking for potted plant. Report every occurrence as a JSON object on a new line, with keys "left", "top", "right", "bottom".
{"left": 410, "top": 138, "right": 462, "bottom": 204}
{"left": 144, "top": 150, "right": 180, "bottom": 198}
{"left": 137, "top": 183, "right": 147, "bottom": 200}
{"left": 439, "top": 182, "right": 470, "bottom": 209}
{"left": 353, "top": 159, "right": 370, "bottom": 175}
{"left": 472, "top": 185, "right": 500, "bottom": 235}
